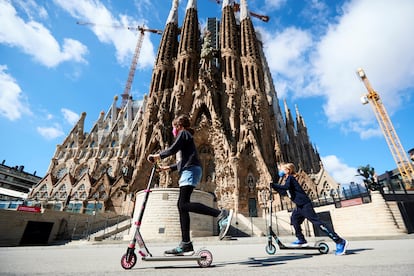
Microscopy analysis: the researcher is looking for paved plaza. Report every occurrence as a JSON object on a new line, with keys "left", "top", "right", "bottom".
{"left": 1, "top": 235, "right": 413, "bottom": 275}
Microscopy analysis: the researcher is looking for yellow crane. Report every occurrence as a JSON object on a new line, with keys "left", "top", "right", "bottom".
{"left": 77, "top": 22, "right": 162, "bottom": 107}
{"left": 357, "top": 68, "right": 414, "bottom": 190}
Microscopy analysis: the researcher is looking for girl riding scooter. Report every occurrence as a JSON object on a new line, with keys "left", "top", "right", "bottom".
{"left": 271, "top": 163, "right": 348, "bottom": 255}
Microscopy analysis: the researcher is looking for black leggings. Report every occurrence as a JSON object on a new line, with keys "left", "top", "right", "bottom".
{"left": 178, "top": 185, "right": 221, "bottom": 242}
{"left": 291, "top": 202, "right": 342, "bottom": 244}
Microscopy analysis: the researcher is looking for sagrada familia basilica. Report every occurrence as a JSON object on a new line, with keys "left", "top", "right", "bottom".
{"left": 29, "top": 0, "right": 338, "bottom": 218}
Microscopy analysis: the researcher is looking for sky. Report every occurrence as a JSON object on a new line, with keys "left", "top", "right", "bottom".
{"left": 1, "top": 0, "right": 413, "bottom": 185}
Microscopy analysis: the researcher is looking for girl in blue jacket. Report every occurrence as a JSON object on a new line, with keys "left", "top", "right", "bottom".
{"left": 272, "top": 163, "right": 348, "bottom": 255}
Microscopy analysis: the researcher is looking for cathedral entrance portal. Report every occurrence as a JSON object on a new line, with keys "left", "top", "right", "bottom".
{"left": 248, "top": 198, "right": 257, "bottom": 217}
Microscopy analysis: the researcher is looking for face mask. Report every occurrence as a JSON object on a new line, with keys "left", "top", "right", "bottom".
{"left": 278, "top": 170, "right": 286, "bottom": 178}
{"left": 172, "top": 127, "right": 179, "bottom": 137}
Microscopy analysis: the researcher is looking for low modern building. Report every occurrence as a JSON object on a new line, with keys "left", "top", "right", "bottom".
{"left": 0, "top": 160, "right": 42, "bottom": 209}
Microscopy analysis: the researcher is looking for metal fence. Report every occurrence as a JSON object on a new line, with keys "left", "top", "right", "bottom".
{"left": 70, "top": 214, "right": 130, "bottom": 241}
{"left": 273, "top": 185, "right": 372, "bottom": 212}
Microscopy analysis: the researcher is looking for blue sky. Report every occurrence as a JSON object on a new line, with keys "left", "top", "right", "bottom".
{"left": 1, "top": 0, "right": 413, "bottom": 185}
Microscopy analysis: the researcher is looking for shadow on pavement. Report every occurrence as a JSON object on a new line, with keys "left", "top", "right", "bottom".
{"left": 129, "top": 249, "right": 374, "bottom": 271}
{"left": 234, "top": 253, "right": 314, "bottom": 267}
{"left": 343, "top": 248, "right": 373, "bottom": 255}
{"left": 132, "top": 253, "right": 315, "bottom": 270}
{"left": 211, "top": 253, "right": 316, "bottom": 268}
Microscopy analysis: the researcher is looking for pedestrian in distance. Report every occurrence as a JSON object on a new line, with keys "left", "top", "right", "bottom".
{"left": 148, "top": 114, "right": 233, "bottom": 256}
{"left": 271, "top": 162, "right": 349, "bottom": 255}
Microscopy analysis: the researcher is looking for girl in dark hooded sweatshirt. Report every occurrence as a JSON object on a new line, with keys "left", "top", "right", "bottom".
{"left": 272, "top": 163, "right": 348, "bottom": 255}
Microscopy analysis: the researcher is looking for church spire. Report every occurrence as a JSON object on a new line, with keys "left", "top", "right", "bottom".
{"left": 149, "top": 0, "right": 179, "bottom": 96}
{"left": 239, "top": 0, "right": 264, "bottom": 92}
{"left": 220, "top": 0, "right": 242, "bottom": 152}
{"left": 295, "top": 104, "right": 306, "bottom": 128}
{"left": 135, "top": 0, "right": 180, "bottom": 171}
{"left": 172, "top": 0, "right": 200, "bottom": 114}
{"left": 238, "top": 0, "right": 278, "bottom": 183}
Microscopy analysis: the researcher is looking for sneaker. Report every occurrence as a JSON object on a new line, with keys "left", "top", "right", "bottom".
{"left": 335, "top": 239, "right": 348, "bottom": 256}
{"left": 164, "top": 241, "right": 194, "bottom": 256}
{"left": 218, "top": 209, "right": 234, "bottom": 240}
{"left": 217, "top": 209, "right": 228, "bottom": 222}
{"left": 290, "top": 239, "right": 308, "bottom": 247}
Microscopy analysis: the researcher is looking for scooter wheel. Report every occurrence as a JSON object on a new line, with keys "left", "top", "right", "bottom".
{"left": 120, "top": 253, "right": 137, "bottom": 269}
{"left": 196, "top": 249, "right": 213, "bottom": 268}
{"left": 265, "top": 244, "right": 276, "bottom": 255}
{"left": 317, "top": 242, "right": 329, "bottom": 254}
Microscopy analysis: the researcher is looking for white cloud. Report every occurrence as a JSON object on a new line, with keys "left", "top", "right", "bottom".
{"left": 311, "top": 0, "right": 414, "bottom": 127}
{"left": 300, "top": 0, "right": 330, "bottom": 26}
{"left": 264, "top": 27, "right": 312, "bottom": 75}
{"left": 37, "top": 125, "right": 64, "bottom": 140}
{"left": 263, "top": 0, "right": 414, "bottom": 140}
{"left": 13, "top": 0, "right": 48, "bottom": 20}
{"left": 264, "top": 0, "right": 287, "bottom": 10}
{"left": 262, "top": 27, "right": 313, "bottom": 99}
{"left": 0, "top": 65, "right": 32, "bottom": 120}
{"left": 61, "top": 108, "right": 80, "bottom": 125}
{"left": 0, "top": 1, "right": 88, "bottom": 68}
{"left": 321, "top": 155, "right": 361, "bottom": 184}
{"left": 53, "top": 0, "right": 157, "bottom": 68}
{"left": 341, "top": 121, "right": 382, "bottom": 140}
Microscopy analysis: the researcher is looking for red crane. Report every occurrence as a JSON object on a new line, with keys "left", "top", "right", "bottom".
{"left": 77, "top": 22, "right": 162, "bottom": 107}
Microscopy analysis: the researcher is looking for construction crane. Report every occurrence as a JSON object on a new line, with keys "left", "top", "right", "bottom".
{"left": 211, "top": 0, "right": 270, "bottom": 22}
{"left": 119, "top": 26, "right": 162, "bottom": 107}
{"left": 77, "top": 22, "right": 162, "bottom": 107}
{"left": 357, "top": 68, "right": 414, "bottom": 190}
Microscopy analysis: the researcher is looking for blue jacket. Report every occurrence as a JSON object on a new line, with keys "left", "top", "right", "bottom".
{"left": 272, "top": 175, "right": 311, "bottom": 207}
{"left": 159, "top": 129, "right": 201, "bottom": 174}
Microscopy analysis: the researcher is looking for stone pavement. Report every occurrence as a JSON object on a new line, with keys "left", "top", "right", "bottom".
{"left": 1, "top": 235, "right": 413, "bottom": 275}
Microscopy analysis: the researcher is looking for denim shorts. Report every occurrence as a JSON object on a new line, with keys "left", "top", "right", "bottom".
{"left": 179, "top": 166, "right": 202, "bottom": 187}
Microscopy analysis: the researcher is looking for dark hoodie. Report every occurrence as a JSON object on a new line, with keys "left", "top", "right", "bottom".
{"left": 272, "top": 175, "right": 311, "bottom": 207}
{"left": 159, "top": 129, "right": 201, "bottom": 174}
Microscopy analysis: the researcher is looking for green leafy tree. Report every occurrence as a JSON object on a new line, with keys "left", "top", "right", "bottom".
{"left": 357, "top": 165, "right": 381, "bottom": 191}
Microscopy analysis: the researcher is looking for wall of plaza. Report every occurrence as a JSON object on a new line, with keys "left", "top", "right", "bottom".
{"left": 0, "top": 190, "right": 407, "bottom": 246}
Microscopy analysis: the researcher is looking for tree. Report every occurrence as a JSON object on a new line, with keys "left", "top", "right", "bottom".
{"left": 356, "top": 165, "right": 381, "bottom": 191}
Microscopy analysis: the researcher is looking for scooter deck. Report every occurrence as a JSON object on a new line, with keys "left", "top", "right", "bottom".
{"left": 142, "top": 255, "right": 205, "bottom": 261}
{"left": 278, "top": 244, "right": 322, "bottom": 250}
{"left": 271, "top": 235, "right": 329, "bottom": 254}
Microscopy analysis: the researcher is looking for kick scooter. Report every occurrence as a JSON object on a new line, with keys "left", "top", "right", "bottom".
{"left": 265, "top": 184, "right": 329, "bottom": 255}
{"left": 120, "top": 162, "right": 213, "bottom": 269}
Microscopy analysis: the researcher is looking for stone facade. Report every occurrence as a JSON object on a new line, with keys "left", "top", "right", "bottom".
{"left": 28, "top": 0, "right": 337, "bottom": 219}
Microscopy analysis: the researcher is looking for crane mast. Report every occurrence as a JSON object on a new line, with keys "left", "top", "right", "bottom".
{"left": 121, "top": 26, "right": 162, "bottom": 107}
{"left": 77, "top": 22, "right": 162, "bottom": 108}
{"left": 357, "top": 68, "right": 414, "bottom": 190}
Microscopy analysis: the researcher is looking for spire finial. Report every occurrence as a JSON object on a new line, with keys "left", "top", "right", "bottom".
{"left": 239, "top": 0, "right": 249, "bottom": 21}
{"left": 166, "top": 0, "right": 179, "bottom": 24}
{"left": 222, "top": 0, "right": 233, "bottom": 9}
{"left": 186, "top": 0, "right": 197, "bottom": 10}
